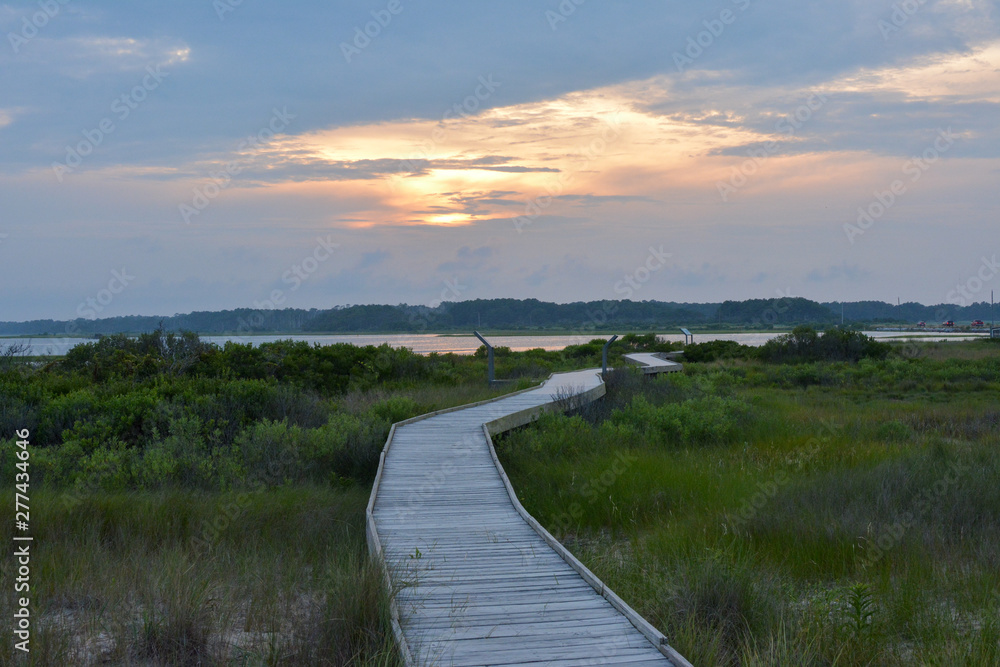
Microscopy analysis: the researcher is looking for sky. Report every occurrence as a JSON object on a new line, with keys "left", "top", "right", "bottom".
{"left": 2, "top": 0, "right": 999, "bottom": 321}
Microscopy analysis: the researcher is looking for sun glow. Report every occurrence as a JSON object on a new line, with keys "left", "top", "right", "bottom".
{"left": 264, "top": 86, "right": 741, "bottom": 227}
{"left": 244, "top": 39, "right": 1000, "bottom": 228}
{"left": 425, "top": 213, "right": 475, "bottom": 226}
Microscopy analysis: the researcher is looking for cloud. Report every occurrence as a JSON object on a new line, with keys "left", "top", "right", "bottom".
{"left": 557, "top": 194, "right": 660, "bottom": 206}
{"left": 231, "top": 155, "right": 560, "bottom": 184}
{"left": 1, "top": 1, "right": 999, "bottom": 319}
{"left": 525, "top": 264, "right": 550, "bottom": 287}
{"left": 441, "top": 190, "right": 527, "bottom": 214}
{"left": 806, "top": 263, "right": 871, "bottom": 283}
{"left": 356, "top": 250, "right": 391, "bottom": 270}
{"left": 3, "top": 35, "right": 191, "bottom": 78}
{"left": 437, "top": 245, "right": 496, "bottom": 272}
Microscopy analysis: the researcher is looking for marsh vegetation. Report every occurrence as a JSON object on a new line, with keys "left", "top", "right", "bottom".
{"left": 0, "top": 330, "right": 637, "bottom": 665}
{"left": 496, "top": 339, "right": 1000, "bottom": 665}
{"left": 3, "top": 330, "right": 998, "bottom": 664}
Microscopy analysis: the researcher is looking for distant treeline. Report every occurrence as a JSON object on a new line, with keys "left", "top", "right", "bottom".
{"left": 1, "top": 297, "right": 996, "bottom": 336}
{"left": 820, "top": 300, "right": 995, "bottom": 324}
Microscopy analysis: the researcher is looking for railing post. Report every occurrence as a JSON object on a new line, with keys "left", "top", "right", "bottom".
{"left": 602, "top": 335, "right": 618, "bottom": 378}
{"left": 473, "top": 330, "right": 494, "bottom": 384}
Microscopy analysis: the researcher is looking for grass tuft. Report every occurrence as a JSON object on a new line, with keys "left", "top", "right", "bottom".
{"left": 496, "top": 344, "right": 1000, "bottom": 665}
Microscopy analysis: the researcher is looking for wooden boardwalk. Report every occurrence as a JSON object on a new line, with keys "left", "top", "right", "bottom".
{"left": 623, "top": 353, "right": 683, "bottom": 375}
{"left": 367, "top": 367, "right": 691, "bottom": 666}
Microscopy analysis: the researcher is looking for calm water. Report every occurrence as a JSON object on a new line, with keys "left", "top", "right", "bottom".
{"left": 4, "top": 331, "right": 990, "bottom": 357}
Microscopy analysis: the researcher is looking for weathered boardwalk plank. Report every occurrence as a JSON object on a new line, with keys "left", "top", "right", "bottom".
{"left": 624, "top": 352, "right": 683, "bottom": 375}
{"left": 367, "top": 366, "right": 691, "bottom": 666}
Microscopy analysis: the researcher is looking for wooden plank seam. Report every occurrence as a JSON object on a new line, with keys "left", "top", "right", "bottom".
{"left": 367, "top": 367, "right": 693, "bottom": 666}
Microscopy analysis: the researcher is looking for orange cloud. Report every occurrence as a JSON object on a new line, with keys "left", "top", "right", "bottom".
{"left": 259, "top": 83, "right": 778, "bottom": 227}
{"left": 118, "top": 38, "right": 1000, "bottom": 230}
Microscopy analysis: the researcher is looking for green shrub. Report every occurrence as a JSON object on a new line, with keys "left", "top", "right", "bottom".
{"left": 36, "top": 389, "right": 99, "bottom": 444}
{"left": 232, "top": 419, "right": 301, "bottom": 487}
{"left": 759, "top": 326, "right": 890, "bottom": 364}
{"left": 368, "top": 396, "right": 419, "bottom": 424}
{"left": 619, "top": 332, "right": 678, "bottom": 353}
{"left": 563, "top": 342, "right": 603, "bottom": 360}
{"left": 5, "top": 331, "right": 729, "bottom": 493}
{"left": 611, "top": 394, "right": 750, "bottom": 447}
{"left": 683, "top": 340, "right": 757, "bottom": 363}
{"left": 78, "top": 440, "right": 137, "bottom": 491}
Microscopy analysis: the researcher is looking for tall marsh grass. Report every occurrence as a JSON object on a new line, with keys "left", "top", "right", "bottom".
{"left": 0, "top": 488, "right": 402, "bottom": 666}
{"left": 496, "top": 343, "right": 1000, "bottom": 665}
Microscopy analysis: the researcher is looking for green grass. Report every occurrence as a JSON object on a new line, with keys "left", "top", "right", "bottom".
{"left": 495, "top": 345, "right": 1000, "bottom": 665}
{"left": 0, "top": 487, "right": 402, "bottom": 666}
{"left": 0, "top": 334, "right": 565, "bottom": 665}
{"left": 5, "top": 332, "right": 998, "bottom": 663}
{"left": 0, "top": 375, "right": 542, "bottom": 664}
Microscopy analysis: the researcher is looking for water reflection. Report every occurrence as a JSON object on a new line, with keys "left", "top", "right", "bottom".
{"left": 3, "top": 330, "right": 988, "bottom": 357}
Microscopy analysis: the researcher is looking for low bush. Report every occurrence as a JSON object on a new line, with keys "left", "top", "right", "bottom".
{"left": 495, "top": 342, "right": 1000, "bottom": 665}
{"left": 610, "top": 394, "right": 751, "bottom": 447}
{"left": 682, "top": 340, "right": 757, "bottom": 363}
{"left": 758, "top": 326, "right": 890, "bottom": 364}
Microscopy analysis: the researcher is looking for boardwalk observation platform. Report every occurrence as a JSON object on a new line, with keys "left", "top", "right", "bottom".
{"left": 623, "top": 352, "right": 683, "bottom": 375}
{"left": 367, "top": 367, "right": 691, "bottom": 666}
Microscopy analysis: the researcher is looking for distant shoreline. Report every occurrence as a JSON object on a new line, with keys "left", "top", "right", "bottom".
{"left": 4, "top": 326, "right": 992, "bottom": 339}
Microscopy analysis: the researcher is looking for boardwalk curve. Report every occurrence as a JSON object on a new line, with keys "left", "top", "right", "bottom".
{"left": 623, "top": 353, "right": 683, "bottom": 375}
{"left": 367, "top": 367, "right": 691, "bottom": 666}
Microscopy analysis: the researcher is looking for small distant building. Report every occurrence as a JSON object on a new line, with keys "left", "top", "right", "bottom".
{"left": 993, "top": 327, "right": 1000, "bottom": 339}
